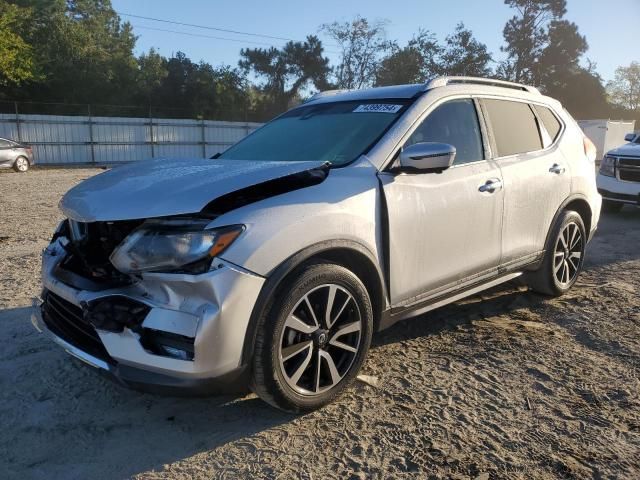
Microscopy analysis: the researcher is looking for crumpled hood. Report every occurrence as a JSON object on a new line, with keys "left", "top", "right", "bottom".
{"left": 60, "top": 158, "right": 326, "bottom": 222}
{"left": 607, "top": 142, "right": 640, "bottom": 157}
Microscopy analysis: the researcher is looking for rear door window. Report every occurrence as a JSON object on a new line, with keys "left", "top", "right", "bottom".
{"left": 533, "top": 105, "right": 562, "bottom": 142}
{"left": 483, "top": 99, "right": 543, "bottom": 157}
{"left": 405, "top": 98, "right": 484, "bottom": 165}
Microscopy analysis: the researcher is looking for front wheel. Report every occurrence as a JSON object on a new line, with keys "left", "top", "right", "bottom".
{"left": 251, "top": 263, "right": 373, "bottom": 412}
{"left": 13, "top": 156, "right": 29, "bottom": 172}
{"left": 525, "top": 210, "right": 586, "bottom": 297}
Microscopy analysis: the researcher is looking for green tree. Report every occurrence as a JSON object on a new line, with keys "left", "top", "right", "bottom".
{"left": 138, "top": 51, "right": 248, "bottom": 120}
{"left": 8, "top": 0, "right": 138, "bottom": 104}
{"left": 545, "top": 62, "right": 609, "bottom": 119}
{"left": 135, "top": 48, "right": 168, "bottom": 105}
{"left": 499, "top": 0, "right": 611, "bottom": 119}
{"left": 607, "top": 62, "right": 640, "bottom": 111}
{"left": 322, "top": 16, "right": 393, "bottom": 89}
{"left": 239, "top": 35, "right": 330, "bottom": 118}
{"left": 376, "top": 30, "right": 441, "bottom": 86}
{"left": 0, "top": 1, "right": 38, "bottom": 87}
{"left": 439, "top": 23, "right": 492, "bottom": 77}
{"left": 499, "top": 0, "right": 567, "bottom": 84}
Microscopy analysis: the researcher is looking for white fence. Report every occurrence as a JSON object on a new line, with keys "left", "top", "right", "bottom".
{"left": 0, "top": 113, "right": 263, "bottom": 165}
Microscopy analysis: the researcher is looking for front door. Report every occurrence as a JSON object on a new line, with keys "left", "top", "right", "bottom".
{"left": 380, "top": 98, "right": 504, "bottom": 306}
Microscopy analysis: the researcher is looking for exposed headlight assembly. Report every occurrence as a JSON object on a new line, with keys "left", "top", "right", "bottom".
{"left": 599, "top": 155, "right": 616, "bottom": 177}
{"left": 110, "top": 218, "right": 244, "bottom": 274}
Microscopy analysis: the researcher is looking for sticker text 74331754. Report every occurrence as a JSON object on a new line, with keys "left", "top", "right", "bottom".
{"left": 353, "top": 104, "right": 403, "bottom": 114}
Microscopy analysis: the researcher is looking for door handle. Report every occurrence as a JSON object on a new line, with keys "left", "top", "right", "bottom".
{"left": 549, "top": 163, "right": 565, "bottom": 175}
{"left": 479, "top": 178, "right": 502, "bottom": 193}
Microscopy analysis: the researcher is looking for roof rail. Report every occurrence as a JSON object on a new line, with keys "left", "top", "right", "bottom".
{"left": 305, "top": 89, "right": 349, "bottom": 103}
{"left": 424, "top": 76, "right": 540, "bottom": 95}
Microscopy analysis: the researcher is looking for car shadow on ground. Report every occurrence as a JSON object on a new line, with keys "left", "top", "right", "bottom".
{"left": 0, "top": 305, "right": 297, "bottom": 479}
{"left": 2, "top": 286, "right": 548, "bottom": 478}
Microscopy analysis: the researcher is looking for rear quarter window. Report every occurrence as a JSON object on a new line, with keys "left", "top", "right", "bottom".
{"left": 533, "top": 105, "right": 562, "bottom": 142}
{"left": 483, "top": 99, "right": 543, "bottom": 157}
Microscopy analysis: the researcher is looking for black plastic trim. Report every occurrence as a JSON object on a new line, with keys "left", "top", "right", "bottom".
{"left": 110, "top": 364, "right": 249, "bottom": 396}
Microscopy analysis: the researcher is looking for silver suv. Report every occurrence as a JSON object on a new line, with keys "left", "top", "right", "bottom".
{"left": 33, "top": 77, "right": 601, "bottom": 412}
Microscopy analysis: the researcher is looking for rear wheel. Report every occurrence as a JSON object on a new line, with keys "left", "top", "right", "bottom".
{"left": 601, "top": 199, "right": 623, "bottom": 214}
{"left": 251, "top": 263, "right": 373, "bottom": 412}
{"left": 525, "top": 210, "right": 586, "bottom": 297}
{"left": 13, "top": 156, "right": 29, "bottom": 173}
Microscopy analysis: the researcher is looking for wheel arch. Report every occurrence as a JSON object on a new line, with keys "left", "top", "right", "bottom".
{"left": 542, "top": 194, "right": 592, "bottom": 256}
{"left": 240, "top": 239, "right": 387, "bottom": 366}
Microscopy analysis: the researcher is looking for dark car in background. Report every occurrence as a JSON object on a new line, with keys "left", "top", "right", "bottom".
{"left": 0, "top": 137, "right": 34, "bottom": 172}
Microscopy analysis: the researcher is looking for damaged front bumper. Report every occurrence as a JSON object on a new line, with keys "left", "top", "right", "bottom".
{"left": 33, "top": 237, "right": 265, "bottom": 395}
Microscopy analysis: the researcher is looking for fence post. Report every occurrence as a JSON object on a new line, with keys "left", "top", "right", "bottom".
{"left": 148, "top": 106, "right": 155, "bottom": 158}
{"left": 87, "top": 104, "right": 96, "bottom": 164}
{"left": 14, "top": 102, "right": 22, "bottom": 143}
{"left": 201, "top": 119, "right": 206, "bottom": 157}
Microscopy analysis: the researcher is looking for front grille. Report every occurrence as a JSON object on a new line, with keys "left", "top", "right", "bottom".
{"left": 59, "top": 219, "right": 142, "bottom": 286}
{"left": 612, "top": 156, "right": 640, "bottom": 183}
{"left": 42, "top": 290, "right": 112, "bottom": 363}
{"left": 619, "top": 168, "right": 640, "bottom": 183}
{"left": 618, "top": 157, "right": 640, "bottom": 168}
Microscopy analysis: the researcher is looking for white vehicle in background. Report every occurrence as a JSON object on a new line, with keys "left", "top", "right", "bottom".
{"left": 597, "top": 133, "right": 640, "bottom": 212}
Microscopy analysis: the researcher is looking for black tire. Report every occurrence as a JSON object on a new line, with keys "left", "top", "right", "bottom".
{"left": 13, "top": 156, "right": 29, "bottom": 173}
{"left": 251, "top": 263, "right": 373, "bottom": 413}
{"left": 525, "top": 210, "right": 586, "bottom": 297}
{"left": 601, "top": 199, "right": 623, "bottom": 214}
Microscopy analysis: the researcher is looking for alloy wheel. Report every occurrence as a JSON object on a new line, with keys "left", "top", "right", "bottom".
{"left": 15, "top": 157, "right": 28, "bottom": 172}
{"left": 553, "top": 222, "right": 583, "bottom": 287}
{"left": 278, "top": 284, "right": 362, "bottom": 396}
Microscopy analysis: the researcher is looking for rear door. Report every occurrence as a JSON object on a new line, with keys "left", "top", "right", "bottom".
{"left": 481, "top": 98, "right": 570, "bottom": 267}
{"left": 380, "top": 98, "right": 504, "bottom": 306}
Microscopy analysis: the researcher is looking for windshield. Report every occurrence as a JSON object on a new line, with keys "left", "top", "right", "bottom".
{"left": 219, "top": 100, "right": 408, "bottom": 165}
{"left": 634, "top": 135, "right": 640, "bottom": 144}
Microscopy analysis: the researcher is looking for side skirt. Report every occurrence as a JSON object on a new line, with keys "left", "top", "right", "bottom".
{"left": 379, "top": 271, "right": 523, "bottom": 330}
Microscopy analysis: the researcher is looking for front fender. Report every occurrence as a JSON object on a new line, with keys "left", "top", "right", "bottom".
{"left": 211, "top": 160, "right": 383, "bottom": 277}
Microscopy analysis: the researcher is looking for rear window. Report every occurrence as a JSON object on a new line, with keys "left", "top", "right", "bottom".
{"left": 533, "top": 105, "right": 562, "bottom": 141}
{"left": 484, "top": 99, "right": 543, "bottom": 157}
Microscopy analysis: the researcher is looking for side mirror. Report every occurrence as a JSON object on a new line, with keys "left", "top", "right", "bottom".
{"left": 624, "top": 133, "right": 636, "bottom": 142}
{"left": 399, "top": 142, "right": 456, "bottom": 173}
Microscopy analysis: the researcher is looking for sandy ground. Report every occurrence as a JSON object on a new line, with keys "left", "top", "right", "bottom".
{"left": 0, "top": 168, "right": 639, "bottom": 480}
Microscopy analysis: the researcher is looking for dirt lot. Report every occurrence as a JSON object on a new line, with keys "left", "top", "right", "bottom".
{"left": 1, "top": 168, "right": 639, "bottom": 480}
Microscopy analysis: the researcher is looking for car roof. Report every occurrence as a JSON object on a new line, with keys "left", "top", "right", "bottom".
{"left": 306, "top": 84, "right": 426, "bottom": 104}
{"left": 304, "top": 76, "right": 547, "bottom": 106}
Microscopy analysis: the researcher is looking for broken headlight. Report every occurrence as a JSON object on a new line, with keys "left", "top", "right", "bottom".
{"left": 110, "top": 218, "right": 243, "bottom": 274}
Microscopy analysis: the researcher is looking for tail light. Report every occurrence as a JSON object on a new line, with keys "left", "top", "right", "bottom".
{"left": 583, "top": 136, "right": 597, "bottom": 163}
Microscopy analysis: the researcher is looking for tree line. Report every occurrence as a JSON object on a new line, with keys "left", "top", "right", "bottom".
{"left": 1, "top": 0, "right": 638, "bottom": 123}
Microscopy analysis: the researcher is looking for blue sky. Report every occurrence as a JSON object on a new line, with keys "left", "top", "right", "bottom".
{"left": 112, "top": 0, "right": 638, "bottom": 83}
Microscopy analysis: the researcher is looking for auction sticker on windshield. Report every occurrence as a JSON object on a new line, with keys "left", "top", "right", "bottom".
{"left": 353, "top": 104, "right": 403, "bottom": 113}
